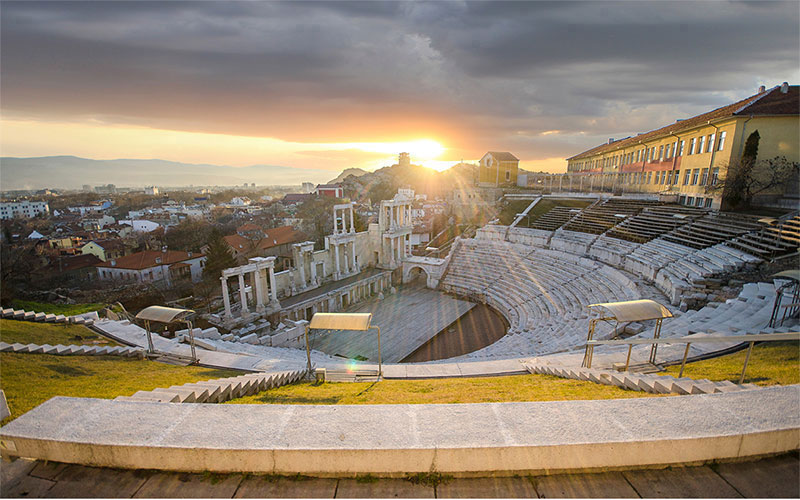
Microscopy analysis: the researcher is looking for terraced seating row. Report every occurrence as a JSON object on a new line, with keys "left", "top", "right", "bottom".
{"left": 114, "top": 369, "right": 305, "bottom": 403}
{"left": 728, "top": 213, "right": 800, "bottom": 258}
{"left": 662, "top": 212, "right": 764, "bottom": 249}
{"left": 530, "top": 205, "right": 583, "bottom": 231}
{"left": 0, "top": 308, "right": 96, "bottom": 326}
{"left": 0, "top": 341, "right": 143, "bottom": 357}
{"left": 562, "top": 199, "right": 660, "bottom": 235}
{"left": 524, "top": 363, "right": 758, "bottom": 395}
{"left": 605, "top": 205, "right": 707, "bottom": 243}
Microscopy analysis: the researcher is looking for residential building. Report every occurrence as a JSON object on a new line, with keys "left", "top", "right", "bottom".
{"left": 120, "top": 219, "right": 161, "bottom": 233}
{"left": 96, "top": 249, "right": 205, "bottom": 286}
{"left": 223, "top": 225, "right": 307, "bottom": 265}
{"left": 144, "top": 186, "right": 159, "bottom": 195}
{"left": 80, "top": 239, "right": 127, "bottom": 262}
{"left": 0, "top": 200, "right": 50, "bottom": 220}
{"left": 42, "top": 254, "right": 101, "bottom": 284}
{"left": 565, "top": 83, "right": 799, "bottom": 209}
{"left": 478, "top": 152, "right": 519, "bottom": 187}
{"left": 315, "top": 184, "right": 344, "bottom": 198}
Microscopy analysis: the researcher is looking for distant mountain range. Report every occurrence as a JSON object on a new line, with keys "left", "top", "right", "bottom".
{"left": 0, "top": 156, "right": 337, "bottom": 190}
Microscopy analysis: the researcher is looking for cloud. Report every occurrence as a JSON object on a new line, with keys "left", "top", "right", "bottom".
{"left": 1, "top": 1, "right": 798, "bottom": 167}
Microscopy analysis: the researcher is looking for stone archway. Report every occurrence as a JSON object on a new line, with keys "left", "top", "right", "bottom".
{"left": 405, "top": 266, "right": 429, "bottom": 286}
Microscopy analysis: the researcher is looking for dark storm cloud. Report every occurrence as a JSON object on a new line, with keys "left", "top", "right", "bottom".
{"left": 1, "top": 1, "right": 798, "bottom": 161}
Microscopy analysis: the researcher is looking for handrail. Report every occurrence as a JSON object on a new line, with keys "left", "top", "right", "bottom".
{"left": 584, "top": 332, "right": 799, "bottom": 383}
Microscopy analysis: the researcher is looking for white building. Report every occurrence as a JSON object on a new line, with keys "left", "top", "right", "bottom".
{"left": 96, "top": 250, "right": 205, "bottom": 286}
{"left": 0, "top": 201, "right": 50, "bottom": 220}
{"left": 120, "top": 219, "right": 161, "bottom": 232}
{"left": 144, "top": 186, "right": 159, "bottom": 195}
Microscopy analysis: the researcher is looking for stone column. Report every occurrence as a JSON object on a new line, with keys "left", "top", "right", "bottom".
{"left": 310, "top": 253, "right": 317, "bottom": 283}
{"left": 343, "top": 244, "right": 350, "bottom": 275}
{"left": 349, "top": 204, "right": 355, "bottom": 233}
{"left": 253, "top": 269, "right": 264, "bottom": 312}
{"left": 298, "top": 254, "right": 305, "bottom": 287}
{"left": 334, "top": 243, "right": 341, "bottom": 277}
{"left": 221, "top": 277, "right": 232, "bottom": 317}
{"left": 268, "top": 262, "right": 278, "bottom": 303}
{"left": 238, "top": 273, "right": 249, "bottom": 315}
{"left": 351, "top": 241, "right": 357, "bottom": 271}
{"left": 332, "top": 206, "right": 339, "bottom": 234}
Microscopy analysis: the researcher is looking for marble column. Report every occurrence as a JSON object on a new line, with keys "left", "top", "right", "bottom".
{"left": 238, "top": 273, "right": 249, "bottom": 314}
{"left": 268, "top": 263, "right": 278, "bottom": 303}
{"left": 334, "top": 243, "right": 341, "bottom": 276}
{"left": 351, "top": 241, "right": 357, "bottom": 272}
{"left": 298, "top": 254, "right": 305, "bottom": 287}
{"left": 310, "top": 254, "right": 317, "bottom": 283}
{"left": 254, "top": 269, "right": 264, "bottom": 312}
{"left": 349, "top": 205, "right": 355, "bottom": 233}
{"left": 221, "top": 277, "right": 232, "bottom": 317}
{"left": 343, "top": 244, "right": 350, "bottom": 275}
{"left": 332, "top": 206, "right": 339, "bottom": 234}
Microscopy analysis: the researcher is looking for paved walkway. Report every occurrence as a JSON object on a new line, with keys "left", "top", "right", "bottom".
{"left": 2, "top": 454, "right": 797, "bottom": 498}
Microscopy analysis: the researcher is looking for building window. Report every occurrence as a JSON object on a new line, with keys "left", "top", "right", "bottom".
{"left": 698, "top": 136, "right": 705, "bottom": 154}
{"left": 717, "top": 131, "right": 726, "bottom": 151}
{"left": 688, "top": 138, "right": 695, "bottom": 155}
{"left": 683, "top": 170, "right": 691, "bottom": 185}
{"left": 686, "top": 196, "right": 695, "bottom": 206}
{"left": 655, "top": 171, "right": 661, "bottom": 184}
{"left": 711, "top": 167, "right": 720, "bottom": 185}
{"left": 695, "top": 197, "right": 704, "bottom": 207}
{"left": 700, "top": 168, "right": 709, "bottom": 185}
{"left": 505, "top": 171, "right": 510, "bottom": 182}
{"left": 679, "top": 140, "right": 685, "bottom": 156}
{"left": 691, "top": 169, "right": 700, "bottom": 185}
{"left": 706, "top": 134, "right": 715, "bottom": 153}
{"left": 647, "top": 172, "right": 652, "bottom": 184}
{"left": 678, "top": 195, "right": 686, "bottom": 204}
{"left": 704, "top": 198, "right": 713, "bottom": 208}
{"left": 658, "top": 145, "right": 664, "bottom": 161}
{"left": 635, "top": 150, "right": 640, "bottom": 162}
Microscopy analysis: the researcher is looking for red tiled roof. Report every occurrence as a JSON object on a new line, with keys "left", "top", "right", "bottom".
{"left": 568, "top": 85, "right": 799, "bottom": 161}
{"left": 48, "top": 254, "right": 102, "bottom": 274}
{"left": 237, "top": 223, "right": 261, "bottom": 232}
{"left": 96, "top": 250, "right": 199, "bottom": 270}
{"left": 224, "top": 225, "right": 307, "bottom": 253}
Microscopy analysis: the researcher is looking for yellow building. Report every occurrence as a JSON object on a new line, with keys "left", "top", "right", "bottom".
{"left": 565, "top": 83, "right": 799, "bottom": 209}
{"left": 478, "top": 151, "right": 519, "bottom": 187}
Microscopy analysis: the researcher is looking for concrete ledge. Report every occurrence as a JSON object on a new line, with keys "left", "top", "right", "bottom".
{"left": 1, "top": 386, "right": 798, "bottom": 476}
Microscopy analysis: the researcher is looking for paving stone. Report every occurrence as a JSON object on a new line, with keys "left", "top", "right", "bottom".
{"left": 28, "top": 461, "right": 68, "bottom": 480}
{"left": 133, "top": 471, "right": 243, "bottom": 498}
{"left": 716, "top": 454, "right": 800, "bottom": 498}
{"left": 44, "top": 465, "right": 151, "bottom": 498}
{"left": 336, "top": 478, "right": 433, "bottom": 498}
{"left": 534, "top": 471, "right": 639, "bottom": 498}
{"left": 436, "top": 477, "right": 536, "bottom": 498}
{"left": 623, "top": 466, "right": 742, "bottom": 498}
{"left": 1, "top": 473, "right": 56, "bottom": 497}
{"left": 233, "top": 476, "right": 337, "bottom": 498}
{"left": 0, "top": 457, "right": 37, "bottom": 490}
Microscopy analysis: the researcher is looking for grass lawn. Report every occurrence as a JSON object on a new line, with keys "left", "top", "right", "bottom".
{"left": 499, "top": 199, "right": 592, "bottom": 226}
{"left": 225, "top": 373, "right": 665, "bottom": 406}
{"left": 9, "top": 300, "right": 104, "bottom": 317}
{"left": 0, "top": 353, "right": 241, "bottom": 424}
{"left": 0, "top": 319, "right": 119, "bottom": 346}
{"left": 661, "top": 341, "right": 799, "bottom": 386}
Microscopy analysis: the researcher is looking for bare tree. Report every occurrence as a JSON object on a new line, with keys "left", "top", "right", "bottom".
{"left": 706, "top": 156, "right": 799, "bottom": 211}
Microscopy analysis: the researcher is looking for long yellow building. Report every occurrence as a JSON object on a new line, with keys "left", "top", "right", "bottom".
{"left": 566, "top": 83, "right": 799, "bottom": 209}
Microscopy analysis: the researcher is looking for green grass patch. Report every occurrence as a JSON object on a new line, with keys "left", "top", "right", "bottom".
{"left": 0, "top": 353, "right": 240, "bottom": 424}
{"left": 225, "top": 373, "right": 664, "bottom": 406}
{"left": 9, "top": 300, "right": 104, "bottom": 316}
{"left": 0, "top": 319, "right": 118, "bottom": 346}
{"left": 661, "top": 341, "right": 799, "bottom": 386}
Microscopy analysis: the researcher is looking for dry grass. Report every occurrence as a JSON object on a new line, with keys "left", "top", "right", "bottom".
{"left": 0, "top": 319, "right": 118, "bottom": 346}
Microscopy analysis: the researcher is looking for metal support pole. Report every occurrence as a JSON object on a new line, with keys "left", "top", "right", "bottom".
{"left": 740, "top": 341, "right": 755, "bottom": 384}
{"left": 679, "top": 343, "right": 691, "bottom": 378}
{"left": 649, "top": 318, "right": 662, "bottom": 364}
{"left": 624, "top": 344, "right": 633, "bottom": 371}
{"left": 187, "top": 320, "right": 197, "bottom": 362}
{"left": 145, "top": 319, "right": 155, "bottom": 354}
{"left": 583, "top": 319, "right": 597, "bottom": 368}
{"left": 371, "top": 326, "right": 382, "bottom": 379}
{"left": 304, "top": 325, "right": 312, "bottom": 374}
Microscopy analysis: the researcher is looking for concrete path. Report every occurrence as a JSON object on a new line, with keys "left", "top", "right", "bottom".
{"left": 1, "top": 454, "right": 797, "bottom": 498}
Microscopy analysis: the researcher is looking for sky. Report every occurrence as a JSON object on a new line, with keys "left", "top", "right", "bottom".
{"left": 1, "top": 0, "right": 798, "bottom": 176}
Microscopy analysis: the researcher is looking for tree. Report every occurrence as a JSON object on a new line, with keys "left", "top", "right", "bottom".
{"left": 165, "top": 219, "right": 213, "bottom": 252}
{"left": 718, "top": 130, "right": 760, "bottom": 210}
{"left": 709, "top": 155, "right": 799, "bottom": 211}
{"left": 202, "top": 229, "right": 237, "bottom": 283}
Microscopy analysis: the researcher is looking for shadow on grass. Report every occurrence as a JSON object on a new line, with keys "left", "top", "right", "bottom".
{"left": 43, "top": 364, "right": 95, "bottom": 377}
{"left": 249, "top": 394, "right": 344, "bottom": 404}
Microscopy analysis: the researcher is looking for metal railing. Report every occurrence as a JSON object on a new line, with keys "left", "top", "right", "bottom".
{"left": 585, "top": 332, "right": 799, "bottom": 383}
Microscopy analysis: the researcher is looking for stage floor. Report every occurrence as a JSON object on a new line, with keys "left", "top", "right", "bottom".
{"left": 307, "top": 284, "right": 475, "bottom": 363}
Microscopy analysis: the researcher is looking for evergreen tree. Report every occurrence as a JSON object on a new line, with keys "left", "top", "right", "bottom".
{"left": 202, "top": 229, "right": 237, "bottom": 283}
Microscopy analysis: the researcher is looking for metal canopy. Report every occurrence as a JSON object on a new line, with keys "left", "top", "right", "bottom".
{"left": 308, "top": 313, "right": 372, "bottom": 331}
{"left": 773, "top": 270, "right": 800, "bottom": 282}
{"left": 135, "top": 305, "right": 195, "bottom": 324}
{"left": 588, "top": 299, "right": 673, "bottom": 322}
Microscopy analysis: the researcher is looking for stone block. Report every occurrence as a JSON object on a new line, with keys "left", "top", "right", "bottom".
{"left": 240, "top": 333, "right": 259, "bottom": 344}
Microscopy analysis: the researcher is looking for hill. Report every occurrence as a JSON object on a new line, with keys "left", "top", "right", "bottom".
{"left": 0, "top": 156, "right": 334, "bottom": 190}
{"left": 327, "top": 167, "right": 369, "bottom": 184}
{"left": 338, "top": 162, "right": 476, "bottom": 202}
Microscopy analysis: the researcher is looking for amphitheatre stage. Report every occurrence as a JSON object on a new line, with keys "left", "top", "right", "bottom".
{"left": 307, "top": 284, "right": 478, "bottom": 363}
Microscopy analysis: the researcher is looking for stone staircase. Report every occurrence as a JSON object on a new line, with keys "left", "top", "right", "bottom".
{"left": 523, "top": 363, "right": 759, "bottom": 395}
{"left": 0, "top": 307, "right": 96, "bottom": 326}
{"left": 114, "top": 369, "right": 306, "bottom": 403}
{"left": 0, "top": 341, "right": 144, "bottom": 358}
